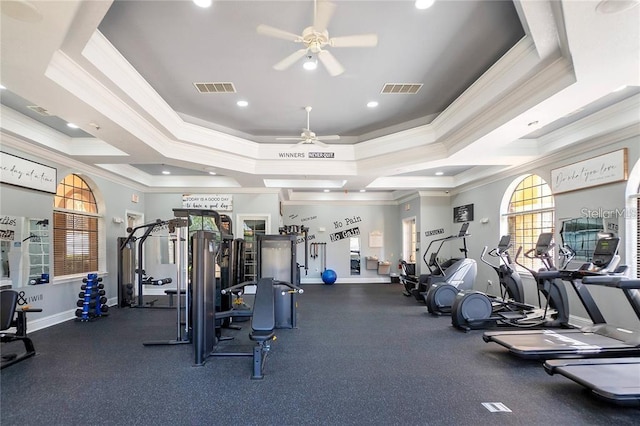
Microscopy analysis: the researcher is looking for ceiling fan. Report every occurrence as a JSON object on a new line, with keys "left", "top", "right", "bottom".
{"left": 256, "top": 0, "right": 378, "bottom": 76}
{"left": 277, "top": 106, "right": 340, "bottom": 147}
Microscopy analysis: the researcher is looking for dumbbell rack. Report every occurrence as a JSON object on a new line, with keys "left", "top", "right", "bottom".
{"left": 75, "top": 273, "right": 109, "bottom": 321}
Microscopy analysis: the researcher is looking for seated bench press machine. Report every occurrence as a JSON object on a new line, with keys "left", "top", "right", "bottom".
{"left": 192, "top": 230, "right": 302, "bottom": 379}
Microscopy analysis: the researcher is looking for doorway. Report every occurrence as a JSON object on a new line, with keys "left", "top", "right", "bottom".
{"left": 236, "top": 215, "right": 270, "bottom": 282}
{"left": 402, "top": 217, "right": 417, "bottom": 263}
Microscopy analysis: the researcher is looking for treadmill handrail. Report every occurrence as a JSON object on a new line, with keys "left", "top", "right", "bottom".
{"left": 582, "top": 276, "right": 633, "bottom": 286}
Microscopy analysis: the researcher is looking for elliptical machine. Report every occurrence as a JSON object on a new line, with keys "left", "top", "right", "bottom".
{"left": 451, "top": 232, "right": 571, "bottom": 330}
{"left": 402, "top": 254, "right": 460, "bottom": 300}
{"left": 403, "top": 223, "right": 471, "bottom": 302}
{"left": 423, "top": 223, "right": 477, "bottom": 315}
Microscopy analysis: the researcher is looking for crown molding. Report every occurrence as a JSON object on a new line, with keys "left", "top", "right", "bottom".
{"left": 453, "top": 124, "right": 639, "bottom": 195}
{"left": 536, "top": 93, "right": 640, "bottom": 155}
{"left": 0, "top": 130, "right": 147, "bottom": 192}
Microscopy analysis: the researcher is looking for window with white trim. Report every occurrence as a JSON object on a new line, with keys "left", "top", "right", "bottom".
{"left": 503, "top": 174, "right": 555, "bottom": 271}
{"left": 53, "top": 174, "right": 99, "bottom": 276}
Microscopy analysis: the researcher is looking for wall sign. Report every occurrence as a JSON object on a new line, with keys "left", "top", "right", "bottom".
{"left": 453, "top": 204, "right": 474, "bottom": 223}
{"left": 0, "top": 215, "right": 18, "bottom": 241}
{"left": 0, "top": 152, "right": 57, "bottom": 194}
{"left": 182, "top": 194, "right": 233, "bottom": 211}
{"left": 277, "top": 151, "right": 335, "bottom": 159}
{"left": 551, "top": 149, "right": 628, "bottom": 194}
{"left": 369, "top": 231, "right": 383, "bottom": 248}
{"left": 330, "top": 226, "right": 360, "bottom": 242}
{"left": 425, "top": 228, "right": 445, "bottom": 237}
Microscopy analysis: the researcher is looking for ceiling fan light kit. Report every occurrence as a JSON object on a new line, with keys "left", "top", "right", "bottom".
{"left": 257, "top": 0, "right": 378, "bottom": 76}
{"left": 303, "top": 56, "right": 318, "bottom": 70}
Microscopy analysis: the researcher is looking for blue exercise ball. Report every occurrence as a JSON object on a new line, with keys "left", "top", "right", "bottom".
{"left": 322, "top": 269, "right": 337, "bottom": 285}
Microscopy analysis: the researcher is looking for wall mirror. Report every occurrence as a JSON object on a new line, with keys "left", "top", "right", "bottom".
{"left": 0, "top": 216, "right": 50, "bottom": 288}
{"left": 350, "top": 237, "right": 361, "bottom": 275}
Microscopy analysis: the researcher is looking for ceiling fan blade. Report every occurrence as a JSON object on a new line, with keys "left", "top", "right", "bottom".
{"left": 314, "top": 0, "right": 336, "bottom": 33}
{"left": 330, "top": 33, "right": 378, "bottom": 48}
{"left": 311, "top": 139, "right": 329, "bottom": 148}
{"left": 288, "top": 140, "right": 310, "bottom": 149}
{"left": 317, "top": 49, "right": 344, "bottom": 76}
{"left": 256, "top": 24, "right": 302, "bottom": 42}
{"left": 317, "top": 135, "right": 340, "bottom": 141}
{"left": 273, "top": 49, "right": 308, "bottom": 70}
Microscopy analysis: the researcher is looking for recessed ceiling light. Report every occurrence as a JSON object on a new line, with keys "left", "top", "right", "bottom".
{"left": 415, "top": 0, "right": 436, "bottom": 10}
{"left": 193, "top": 0, "right": 212, "bottom": 8}
{"left": 367, "top": 101, "right": 379, "bottom": 108}
{"left": 162, "top": 170, "right": 171, "bottom": 175}
{"left": 359, "top": 189, "right": 366, "bottom": 193}
{"left": 323, "top": 189, "right": 330, "bottom": 193}
{"left": 208, "top": 171, "right": 217, "bottom": 175}
{"left": 66, "top": 123, "right": 79, "bottom": 129}
{"left": 435, "top": 171, "right": 444, "bottom": 176}
{"left": 236, "top": 100, "right": 248, "bottom": 107}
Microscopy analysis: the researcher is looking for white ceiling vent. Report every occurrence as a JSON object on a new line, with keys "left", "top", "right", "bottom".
{"left": 27, "top": 105, "right": 53, "bottom": 116}
{"left": 381, "top": 83, "right": 423, "bottom": 94}
{"left": 193, "top": 82, "right": 237, "bottom": 93}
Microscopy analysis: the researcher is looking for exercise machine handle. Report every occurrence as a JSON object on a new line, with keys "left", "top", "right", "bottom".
{"left": 479, "top": 246, "right": 498, "bottom": 270}
{"left": 221, "top": 280, "right": 257, "bottom": 295}
{"left": 274, "top": 280, "right": 304, "bottom": 294}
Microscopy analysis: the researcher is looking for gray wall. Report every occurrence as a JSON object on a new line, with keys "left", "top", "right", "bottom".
{"left": 419, "top": 195, "right": 454, "bottom": 274}
{"left": 3, "top": 134, "right": 639, "bottom": 331}
{"left": 284, "top": 203, "right": 401, "bottom": 283}
{"left": 450, "top": 135, "right": 640, "bottom": 329}
{"left": 0, "top": 147, "right": 143, "bottom": 330}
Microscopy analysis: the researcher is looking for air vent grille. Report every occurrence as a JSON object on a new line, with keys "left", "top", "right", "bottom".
{"left": 193, "top": 82, "right": 237, "bottom": 93}
{"left": 381, "top": 83, "right": 423, "bottom": 94}
{"left": 27, "top": 105, "right": 53, "bottom": 116}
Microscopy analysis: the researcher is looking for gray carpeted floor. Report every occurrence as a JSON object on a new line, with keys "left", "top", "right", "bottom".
{"left": 1, "top": 283, "right": 638, "bottom": 425}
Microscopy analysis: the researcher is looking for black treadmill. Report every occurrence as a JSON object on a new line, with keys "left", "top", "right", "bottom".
{"left": 544, "top": 357, "right": 640, "bottom": 405}
{"left": 543, "top": 276, "right": 640, "bottom": 405}
{"left": 483, "top": 237, "right": 640, "bottom": 360}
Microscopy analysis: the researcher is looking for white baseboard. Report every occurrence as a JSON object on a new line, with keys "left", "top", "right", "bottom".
{"left": 27, "top": 297, "right": 118, "bottom": 333}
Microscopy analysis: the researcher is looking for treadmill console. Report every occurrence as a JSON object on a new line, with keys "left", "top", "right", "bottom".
{"left": 591, "top": 237, "right": 620, "bottom": 268}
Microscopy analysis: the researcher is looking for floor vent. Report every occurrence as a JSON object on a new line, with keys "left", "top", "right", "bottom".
{"left": 26, "top": 105, "right": 53, "bottom": 116}
{"left": 481, "top": 402, "right": 512, "bottom": 413}
{"left": 193, "top": 82, "right": 237, "bottom": 93}
{"left": 381, "top": 83, "right": 423, "bottom": 94}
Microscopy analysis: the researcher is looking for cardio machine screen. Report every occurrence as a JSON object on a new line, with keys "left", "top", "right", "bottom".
{"left": 457, "top": 222, "right": 470, "bottom": 237}
{"left": 497, "top": 235, "right": 511, "bottom": 251}
{"left": 593, "top": 237, "right": 619, "bottom": 256}
{"left": 535, "top": 233, "right": 553, "bottom": 255}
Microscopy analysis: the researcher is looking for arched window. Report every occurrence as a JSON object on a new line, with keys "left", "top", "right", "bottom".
{"left": 504, "top": 174, "right": 555, "bottom": 270}
{"left": 53, "top": 174, "right": 99, "bottom": 276}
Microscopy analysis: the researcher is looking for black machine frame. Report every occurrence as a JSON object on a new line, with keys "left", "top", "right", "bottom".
{"left": 483, "top": 236, "right": 639, "bottom": 360}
